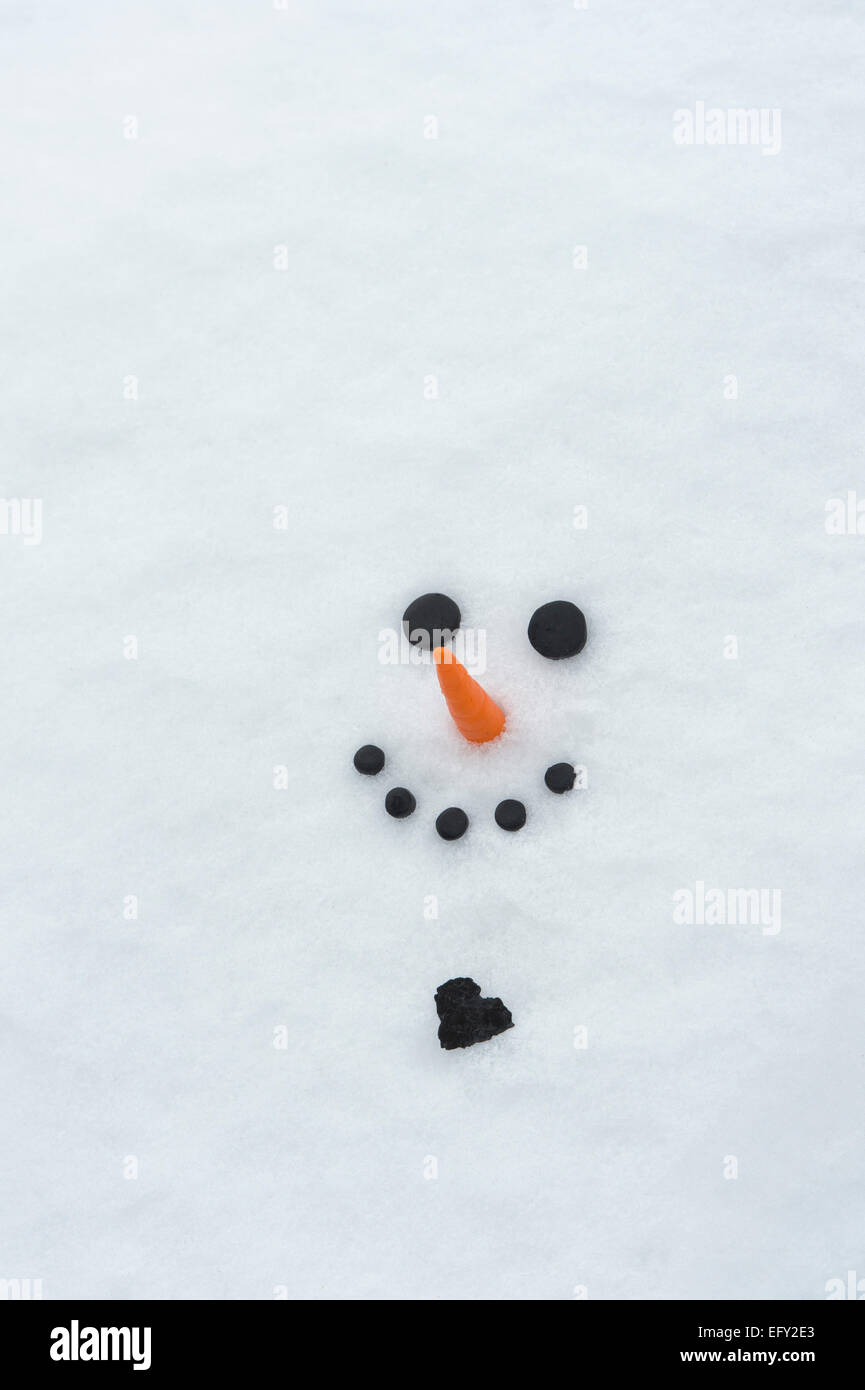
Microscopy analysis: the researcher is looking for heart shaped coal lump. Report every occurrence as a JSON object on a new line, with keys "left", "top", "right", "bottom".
{"left": 434, "top": 978, "right": 514, "bottom": 1050}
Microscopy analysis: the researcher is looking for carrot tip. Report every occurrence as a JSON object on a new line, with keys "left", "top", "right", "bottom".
{"left": 432, "top": 645, "right": 455, "bottom": 666}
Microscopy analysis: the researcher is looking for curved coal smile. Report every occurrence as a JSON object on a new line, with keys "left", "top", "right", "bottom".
{"left": 354, "top": 591, "right": 587, "bottom": 840}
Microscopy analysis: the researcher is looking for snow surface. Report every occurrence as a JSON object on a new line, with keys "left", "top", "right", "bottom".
{"left": 1, "top": 0, "right": 863, "bottom": 1301}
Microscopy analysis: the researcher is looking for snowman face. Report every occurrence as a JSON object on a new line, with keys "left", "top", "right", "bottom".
{"left": 354, "top": 591, "right": 588, "bottom": 840}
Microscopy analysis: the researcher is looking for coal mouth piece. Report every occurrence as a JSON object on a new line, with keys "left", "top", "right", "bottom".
{"left": 435, "top": 977, "right": 514, "bottom": 1050}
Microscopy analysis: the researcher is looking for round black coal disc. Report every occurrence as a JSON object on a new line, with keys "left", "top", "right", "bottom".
{"left": 385, "top": 786, "right": 416, "bottom": 818}
{"left": 527, "top": 600, "right": 586, "bottom": 660}
{"left": 353, "top": 744, "right": 385, "bottom": 775}
{"left": 402, "top": 592, "right": 461, "bottom": 650}
{"left": 544, "top": 762, "right": 576, "bottom": 793}
{"left": 435, "top": 807, "right": 469, "bottom": 841}
{"left": 494, "top": 799, "right": 526, "bottom": 831}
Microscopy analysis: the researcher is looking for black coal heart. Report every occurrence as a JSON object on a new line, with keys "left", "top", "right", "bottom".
{"left": 434, "top": 978, "right": 514, "bottom": 1050}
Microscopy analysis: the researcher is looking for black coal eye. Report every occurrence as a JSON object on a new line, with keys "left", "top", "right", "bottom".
{"left": 527, "top": 600, "right": 587, "bottom": 659}
{"left": 402, "top": 592, "right": 461, "bottom": 650}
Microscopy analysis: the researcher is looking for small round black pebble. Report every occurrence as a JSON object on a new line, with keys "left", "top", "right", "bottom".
{"left": 402, "top": 592, "right": 461, "bottom": 650}
{"left": 385, "top": 786, "right": 416, "bottom": 818}
{"left": 435, "top": 807, "right": 469, "bottom": 841}
{"left": 527, "top": 600, "right": 587, "bottom": 660}
{"left": 494, "top": 799, "right": 526, "bottom": 831}
{"left": 545, "top": 762, "right": 576, "bottom": 793}
{"left": 353, "top": 744, "right": 385, "bottom": 775}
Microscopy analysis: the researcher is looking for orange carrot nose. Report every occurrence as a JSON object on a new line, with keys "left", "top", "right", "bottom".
{"left": 433, "top": 647, "right": 506, "bottom": 744}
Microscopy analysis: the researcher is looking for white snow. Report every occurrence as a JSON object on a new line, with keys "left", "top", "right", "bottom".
{"left": 1, "top": 0, "right": 863, "bottom": 1300}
